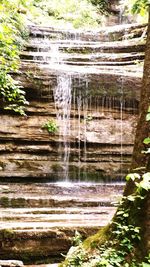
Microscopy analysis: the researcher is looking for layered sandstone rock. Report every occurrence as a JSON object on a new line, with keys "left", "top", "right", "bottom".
{"left": 0, "top": 23, "right": 145, "bottom": 179}
{"left": 0, "top": 23, "right": 145, "bottom": 263}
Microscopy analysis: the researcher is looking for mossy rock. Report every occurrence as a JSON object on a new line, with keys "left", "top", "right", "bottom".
{"left": 0, "top": 229, "right": 16, "bottom": 240}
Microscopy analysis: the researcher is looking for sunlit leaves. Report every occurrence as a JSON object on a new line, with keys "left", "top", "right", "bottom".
{"left": 146, "top": 106, "right": 150, "bottom": 121}
{"left": 126, "top": 171, "right": 150, "bottom": 192}
{"left": 126, "top": 195, "right": 136, "bottom": 201}
{"left": 146, "top": 113, "right": 150, "bottom": 121}
{"left": 126, "top": 173, "right": 140, "bottom": 181}
{"left": 142, "top": 263, "right": 150, "bottom": 267}
{"left": 143, "top": 137, "right": 150, "bottom": 144}
{"left": 32, "top": 0, "right": 100, "bottom": 29}
{"left": 137, "top": 172, "right": 150, "bottom": 191}
{"left": 89, "top": 0, "right": 109, "bottom": 14}
{"left": 0, "top": 0, "right": 30, "bottom": 114}
{"left": 42, "top": 119, "right": 59, "bottom": 134}
{"left": 0, "top": 71, "right": 28, "bottom": 115}
{"left": 120, "top": 0, "right": 148, "bottom": 23}
{"left": 131, "top": 0, "right": 149, "bottom": 15}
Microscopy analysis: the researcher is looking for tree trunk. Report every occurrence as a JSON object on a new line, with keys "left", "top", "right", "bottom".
{"left": 131, "top": 12, "right": 150, "bottom": 172}
{"left": 124, "top": 7, "right": 150, "bottom": 254}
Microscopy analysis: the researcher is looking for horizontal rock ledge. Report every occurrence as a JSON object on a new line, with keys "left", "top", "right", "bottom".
{"left": 0, "top": 261, "right": 23, "bottom": 267}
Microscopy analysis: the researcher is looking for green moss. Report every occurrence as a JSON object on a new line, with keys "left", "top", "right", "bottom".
{"left": 0, "top": 197, "right": 9, "bottom": 207}
{"left": 59, "top": 173, "right": 150, "bottom": 267}
{"left": 52, "top": 163, "right": 63, "bottom": 172}
{"left": 11, "top": 197, "right": 26, "bottom": 208}
{"left": 83, "top": 224, "right": 110, "bottom": 250}
{"left": 58, "top": 226, "right": 110, "bottom": 267}
{"left": 0, "top": 229, "right": 15, "bottom": 240}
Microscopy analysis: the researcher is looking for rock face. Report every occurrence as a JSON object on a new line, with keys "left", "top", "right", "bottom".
{"left": 0, "top": 23, "right": 145, "bottom": 180}
{"left": 0, "top": 22, "right": 146, "bottom": 264}
{"left": 0, "top": 182, "right": 124, "bottom": 263}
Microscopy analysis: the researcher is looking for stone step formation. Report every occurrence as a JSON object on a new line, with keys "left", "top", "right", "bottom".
{"left": 0, "top": 182, "right": 124, "bottom": 263}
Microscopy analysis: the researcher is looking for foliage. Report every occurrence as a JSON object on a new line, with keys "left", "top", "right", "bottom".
{"left": 120, "top": 0, "right": 149, "bottom": 22}
{"left": 42, "top": 119, "right": 59, "bottom": 134}
{"left": 72, "top": 231, "right": 83, "bottom": 246}
{"left": 131, "top": 0, "right": 149, "bottom": 15}
{"left": 60, "top": 173, "right": 150, "bottom": 267}
{"left": 0, "top": 71, "right": 28, "bottom": 115}
{"left": 89, "top": 0, "right": 109, "bottom": 14}
{"left": 0, "top": 0, "right": 29, "bottom": 114}
{"left": 142, "top": 106, "right": 150, "bottom": 154}
{"left": 60, "top": 105, "right": 150, "bottom": 267}
{"left": 0, "top": 0, "right": 110, "bottom": 114}
{"left": 31, "top": 0, "right": 101, "bottom": 29}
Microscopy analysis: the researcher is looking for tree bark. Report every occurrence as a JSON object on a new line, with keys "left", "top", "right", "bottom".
{"left": 131, "top": 11, "right": 150, "bottom": 172}
{"left": 124, "top": 7, "right": 150, "bottom": 254}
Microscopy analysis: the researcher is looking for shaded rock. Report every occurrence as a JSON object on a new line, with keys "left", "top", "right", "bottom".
{"left": 0, "top": 182, "right": 123, "bottom": 263}
{"left": 0, "top": 228, "right": 100, "bottom": 264}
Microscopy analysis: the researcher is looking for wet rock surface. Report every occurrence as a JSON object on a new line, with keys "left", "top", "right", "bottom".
{"left": 0, "top": 23, "right": 145, "bottom": 264}
{"left": 0, "top": 182, "right": 124, "bottom": 263}
{"left": 0, "top": 23, "right": 145, "bottom": 179}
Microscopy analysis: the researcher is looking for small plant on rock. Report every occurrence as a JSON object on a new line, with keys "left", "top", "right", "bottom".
{"left": 42, "top": 119, "right": 59, "bottom": 134}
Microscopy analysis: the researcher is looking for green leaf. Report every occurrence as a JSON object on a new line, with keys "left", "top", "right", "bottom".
{"left": 142, "top": 263, "right": 150, "bottom": 267}
{"left": 146, "top": 113, "right": 150, "bottom": 121}
{"left": 143, "top": 137, "right": 150, "bottom": 144}
{"left": 139, "top": 173, "right": 150, "bottom": 191}
{"left": 126, "top": 173, "right": 141, "bottom": 181}
{"left": 123, "top": 213, "right": 129, "bottom": 217}
{"left": 138, "top": 180, "right": 150, "bottom": 191}
{"left": 143, "top": 172, "right": 150, "bottom": 182}
{"left": 127, "top": 195, "right": 136, "bottom": 202}
{"left": 116, "top": 210, "right": 124, "bottom": 215}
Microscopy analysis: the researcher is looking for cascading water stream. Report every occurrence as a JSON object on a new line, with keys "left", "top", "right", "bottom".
{"left": 120, "top": 99, "right": 123, "bottom": 178}
{"left": 54, "top": 74, "right": 72, "bottom": 180}
{"left": 77, "top": 90, "right": 82, "bottom": 180}
{"left": 0, "top": 21, "right": 144, "bottom": 266}
{"left": 82, "top": 79, "right": 89, "bottom": 180}
{"left": 119, "top": 73, "right": 125, "bottom": 179}
{"left": 26, "top": 24, "right": 142, "bottom": 182}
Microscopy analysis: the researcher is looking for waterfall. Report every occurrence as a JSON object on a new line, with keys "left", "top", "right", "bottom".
{"left": 22, "top": 25, "right": 142, "bottom": 181}
{"left": 50, "top": 43, "right": 60, "bottom": 64}
{"left": 0, "top": 23, "right": 143, "bottom": 266}
{"left": 120, "top": 99, "right": 123, "bottom": 178}
{"left": 54, "top": 74, "right": 72, "bottom": 180}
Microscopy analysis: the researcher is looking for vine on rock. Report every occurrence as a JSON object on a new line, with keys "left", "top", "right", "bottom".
{"left": 59, "top": 172, "right": 150, "bottom": 267}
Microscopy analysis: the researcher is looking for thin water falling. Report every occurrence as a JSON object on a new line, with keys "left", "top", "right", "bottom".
{"left": 50, "top": 43, "right": 60, "bottom": 64}
{"left": 25, "top": 24, "right": 142, "bottom": 181}
{"left": 82, "top": 79, "right": 89, "bottom": 180}
{"left": 0, "top": 22, "right": 144, "bottom": 266}
{"left": 119, "top": 73, "right": 125, "bottom": 179}
{"left": 54, "top": 74, "right": 72, "bottom": 180}
{"left": 120, "top": 99, "right": 123, "bottom": 178}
